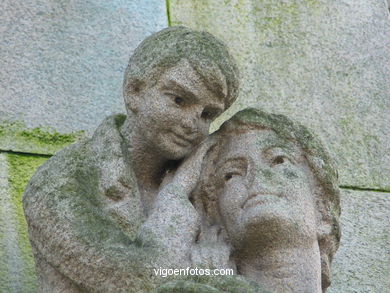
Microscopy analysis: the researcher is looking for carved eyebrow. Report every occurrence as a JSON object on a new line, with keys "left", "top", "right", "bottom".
{"left": 162, "top": 80, "right": 198, "bottom": 101}
{"left": 163, "top": 80, "right": 224, "bottom": 112}
{"left": 204, "top": 104, "right": 224, "bottom": 115}
{"left": 264, "top": 145, "right": 299, "bottom": 156}
{"left": 218, "top": 157, "right": 248, "bottom": 169}
{"left": 263, "top": 146, "right": 301, "bottom": 163}
{"left": 204, "top": 80, "right": 227, "bottom": 104}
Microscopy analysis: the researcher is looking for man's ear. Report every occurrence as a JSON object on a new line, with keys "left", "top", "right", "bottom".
{"left": 123, "top": 77, "right": 145, "bottom": 113}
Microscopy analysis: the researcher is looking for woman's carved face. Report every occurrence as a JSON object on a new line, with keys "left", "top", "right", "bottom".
{"left": 215, "top": 129, "right": 318, "bottom": 250}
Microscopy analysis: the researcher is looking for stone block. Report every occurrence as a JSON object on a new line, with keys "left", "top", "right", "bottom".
{"left": 0, "top": 153, "right": 48, "bottom": 293}
{"left": 169, "top": 0, "right": 390, "bottom": 190}
{"left": 330, "top": 189, "right": 390, "bottom": 292}
{"left": 0, "top": 0, "right": 167, "bottom": 152}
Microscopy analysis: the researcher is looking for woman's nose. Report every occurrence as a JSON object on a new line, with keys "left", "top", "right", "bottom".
{"left": 248, "top": 163, "right": 274, "bottom": 193}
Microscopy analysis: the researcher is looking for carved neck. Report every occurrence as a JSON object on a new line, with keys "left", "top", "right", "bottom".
{"left": 120, "top": 115, "right": 167, "bottom": 210}
{"left": 235, "top": 241, "right": 322, "bottom": 293}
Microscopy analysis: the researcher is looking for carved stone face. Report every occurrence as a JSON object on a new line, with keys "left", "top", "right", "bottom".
{"left": 132, "top": 59, "right": 226, "bottom": 160}
{"left": 216, "top": 129, "right": 318, "bottom": 249}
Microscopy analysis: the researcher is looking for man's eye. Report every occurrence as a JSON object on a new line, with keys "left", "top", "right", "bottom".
{"left": 201, "top": 109, "right": 218, "bottom": 120}
{"left": 201, "top": 111, "right": 212, "bottom": 119}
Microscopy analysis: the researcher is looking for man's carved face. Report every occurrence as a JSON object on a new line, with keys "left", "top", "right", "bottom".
{"left": 216, "top": 130, "right": 318, "bottom": 249}
{"left": 132, "top": 59, "right": 226, "bottom": 160}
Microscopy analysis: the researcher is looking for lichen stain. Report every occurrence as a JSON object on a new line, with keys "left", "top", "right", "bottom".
{"left": 6, "top": 153, "right": 49, "bottom": 292}
{"left": 0, "top": 120, "right": 84, "bottom": 155}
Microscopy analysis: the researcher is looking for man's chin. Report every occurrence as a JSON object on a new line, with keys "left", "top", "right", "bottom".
{"left": 160, "top": 144, "right": 191, "bottom": 161}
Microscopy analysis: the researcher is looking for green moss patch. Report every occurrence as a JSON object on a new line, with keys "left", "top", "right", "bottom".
{"left": 5, "top": 153, "right": 49, "bottom": 292}
{"left": 0, "top": 120, "right": 84, "bottom": 155}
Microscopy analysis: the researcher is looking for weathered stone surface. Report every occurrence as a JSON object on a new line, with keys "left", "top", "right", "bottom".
{"left": 22, "top": 27, "right": 242, "bottom": 292}
{"left": 0, "top": 153, "right": 47, "bottom": 293}
{"left": 0, "top": 0, "right": 167, "bottom": 142}
{"left": 23, "top": 108, "right": 341, "bottom": 292}
{"left": 329, "top": 189, "right": 390, "bottom": 293}
{"left": 169, "top": 0, "right": 390, "bottom": 190}
{"left": 193, "top": 108, "right": 340, "bottom": 292}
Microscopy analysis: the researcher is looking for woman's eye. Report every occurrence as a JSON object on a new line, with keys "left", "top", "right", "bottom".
{"left": 271, "top": 155, "right": 289, "bottom": 166}
{"left": 224, "top": 172, "right": 241, "bottom": 181}
{"left": 174, "top": 96, "right": 184, "bottom": 105}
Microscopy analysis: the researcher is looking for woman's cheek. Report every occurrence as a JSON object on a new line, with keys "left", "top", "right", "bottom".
{"left": 220, "top": 178, "right": 248, "bottom": 213}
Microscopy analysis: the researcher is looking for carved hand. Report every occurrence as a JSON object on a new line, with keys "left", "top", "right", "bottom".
{"left": 138, "top": 139, "right": 216, "bottom": 267}
{"left": 170, "top": 138, "right": 216, "bottom": 196}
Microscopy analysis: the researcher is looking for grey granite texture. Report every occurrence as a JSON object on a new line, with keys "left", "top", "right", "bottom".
{"left": 23, "top": 115, "right": 264, "bottom": 293}
{"left": 0, "top": 0, "right": 167, "bottom": 136}
{"left": 192, "top": 108, "right": 340, "bottom": 292}
{"left": 329, "top": 189, "right": 390, "bottom": 293}
{"left": 170, "top": 0, "right": 390, "bottom": 190}
{"left": 23, "top": 107, "right": 341, "bottom": 292}
{"left": 22, "top": 27, "right": 245, "bottom": 292}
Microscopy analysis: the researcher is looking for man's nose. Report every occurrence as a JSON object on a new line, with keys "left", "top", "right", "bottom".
{"left": 182, "top": 109, "right": 202, "bottom": 133}
{"left": 182, "top": 114, "right": 198, "bottom": 133}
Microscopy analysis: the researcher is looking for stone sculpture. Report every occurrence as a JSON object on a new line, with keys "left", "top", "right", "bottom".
{"left": 23, "top": 26, "right": 241, "bottom": 292}
{"left": 23, "top": 26, "right": 340, "bottom": 293}
{"left": 191, "top": 108, "right": 341, "bottom": 292}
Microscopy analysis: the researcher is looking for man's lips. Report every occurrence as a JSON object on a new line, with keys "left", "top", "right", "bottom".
{"left": 242, "top": 193, "right": 281, "bottom": 209}
{"left": 170, "top": 131, "right": 195, "bottom": 147}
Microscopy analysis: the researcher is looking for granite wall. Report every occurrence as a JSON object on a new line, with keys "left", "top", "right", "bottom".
{"left": 0, "top": 0, "right": 388, "bottom": 292}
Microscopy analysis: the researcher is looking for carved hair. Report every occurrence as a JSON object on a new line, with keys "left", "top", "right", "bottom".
{"left": 123, "top": 26, "right": 239, "bottom": 110}
{"left": 195, "top": 108, "right": 340, "bottom": 292}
